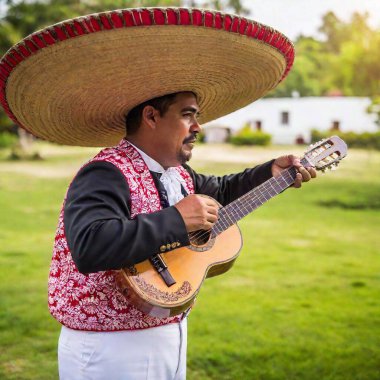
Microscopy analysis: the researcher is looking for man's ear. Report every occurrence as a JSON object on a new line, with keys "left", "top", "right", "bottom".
{"left": 142, "top": 105, "right": 159, "bottom": 129}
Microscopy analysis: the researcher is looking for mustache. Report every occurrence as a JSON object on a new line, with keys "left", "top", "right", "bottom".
{"left": 183, "top": 133, "right": 198, "bottom": 144}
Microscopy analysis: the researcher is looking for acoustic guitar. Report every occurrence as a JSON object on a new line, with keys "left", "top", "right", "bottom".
{"left": 117, "top": 136, "right": 348, "bottom": 318}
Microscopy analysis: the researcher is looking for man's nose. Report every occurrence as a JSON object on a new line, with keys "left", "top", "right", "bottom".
{"left": 191, "top": 120, "right": 202, "bottom": 133}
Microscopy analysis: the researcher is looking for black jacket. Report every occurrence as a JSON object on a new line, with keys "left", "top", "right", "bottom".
{"left": 64, "top": 160, "right": 274, "bottom": 274}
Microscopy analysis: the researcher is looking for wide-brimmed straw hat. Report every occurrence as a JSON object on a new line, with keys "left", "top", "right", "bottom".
{"left": 0, "top": 8, "right": 294, "bottom": 147}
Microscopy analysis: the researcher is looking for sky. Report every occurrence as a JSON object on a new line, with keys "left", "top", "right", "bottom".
{"left": 242, "top": 0, "right": 380, "bottom": 40}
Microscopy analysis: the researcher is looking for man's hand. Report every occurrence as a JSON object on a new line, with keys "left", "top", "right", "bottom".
{"left": 272, "top": 155, "right": 317, "bottom": 188}
{"left": 174, "top": 194, "right": 219, "bottom": 232}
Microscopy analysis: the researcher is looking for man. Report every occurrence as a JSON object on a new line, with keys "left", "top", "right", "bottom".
{"left": 0, "top": 7, "right": 315, "bottom": 380}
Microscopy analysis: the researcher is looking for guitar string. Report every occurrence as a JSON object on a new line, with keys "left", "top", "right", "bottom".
{"left": 188, "top": 167, "right": 297, "bottom": 243}
{"left": 189, "top": 170, "right": 294, "bottom": 242}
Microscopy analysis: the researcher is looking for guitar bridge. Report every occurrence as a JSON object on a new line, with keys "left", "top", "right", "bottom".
{"left": 149, "top": 254, "right": 176, "bottom": 287}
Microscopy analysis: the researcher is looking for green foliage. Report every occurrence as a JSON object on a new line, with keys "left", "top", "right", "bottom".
{"left": 270, "top": 11, "right": 380, "bottom": 98}
{"left": 0, "top": 132, "right": 17, "bottom": 148}
{"left": 367, "top": 96, "right": 380, "bottom": 126}
{"left": 311, "top": 129, "right": 380, "bottom": 150}
{"left": 230, "top": 125, "right": 271, "bottom": 146}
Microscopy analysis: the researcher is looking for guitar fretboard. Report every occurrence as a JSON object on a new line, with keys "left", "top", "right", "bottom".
{"left": 211, "top": 160, "right": 306, "bottom": 238}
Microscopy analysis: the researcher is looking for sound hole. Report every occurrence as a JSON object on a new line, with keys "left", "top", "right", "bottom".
{"left": 188, "top": 230, "right": 215, "bottom": 251}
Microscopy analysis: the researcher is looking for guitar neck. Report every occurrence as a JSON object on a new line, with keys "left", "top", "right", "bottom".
{"left": 211, "top": 160, "right": 306, "bottom": 237}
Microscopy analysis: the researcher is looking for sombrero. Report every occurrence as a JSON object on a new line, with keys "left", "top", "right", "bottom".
{"left": 0, "top": 7, "right": 294, "bottom": 147}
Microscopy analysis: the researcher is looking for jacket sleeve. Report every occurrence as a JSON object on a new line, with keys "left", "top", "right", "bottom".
{"left": 183, "top": 160, "right": 275, "bottom": 206}
{"left": 64, "top": 161, "right": 190, "bottom": 274}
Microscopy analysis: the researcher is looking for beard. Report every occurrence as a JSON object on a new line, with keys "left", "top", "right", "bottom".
{"left": 178, "top": 133, "right": 197, "bottom": 164}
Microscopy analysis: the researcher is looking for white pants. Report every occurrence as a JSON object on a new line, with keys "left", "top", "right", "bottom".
{"left": 58, "top": 319, "right": 187, "bottom": 380}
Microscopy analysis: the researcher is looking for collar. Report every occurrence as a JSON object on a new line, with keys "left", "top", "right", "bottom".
{"left": 126, "top": 140, "right": 167, "bottom": 173}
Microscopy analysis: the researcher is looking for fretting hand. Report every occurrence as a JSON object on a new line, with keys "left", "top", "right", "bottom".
{"left": 272, "top": 155, "right": 317, "bottom": 188}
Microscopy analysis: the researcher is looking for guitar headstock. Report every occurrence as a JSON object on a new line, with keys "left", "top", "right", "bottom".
{"left": 303, "top": 136, "right": 348, "bottom": 172}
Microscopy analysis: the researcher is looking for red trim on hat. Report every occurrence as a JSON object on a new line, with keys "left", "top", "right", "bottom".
{"left": 215, "top": 13, "right": 222, "bottom": 29}
{"left": 239, "top": 18, "right": 247, "bottom": 34}
{"left": 41, "top": 31, "right": 55, "bottom": 45}
{"left": 32, "top": 34, "right": 46, "bottom": 48}
{"left": 17, "top": 44, "right": 31, "bottom": 58}
{"left": 140, "top": 9, "right": 152, "bottom": 25}
{"left": 10, "top": 50, "right": 23, "bottom": 63}
{"left": 64, "top": 23, "right": 77, "bottom": 37}
{"left": 224, "top": 14, "right": 232, "bottom": 31}
{"left": 89, "top": 16, "right": 101, "bottom": 31}
{"left": 122, "top": 10, "right": 135, "bottom": 27}
{"left": 167, "top": 9, "right": 177, "bottom": 25}
{"left": 179, "top": 9, "right": 190, "bottom": 25}
{"left": 131, "top": 10, "right": 142, "bottom": 26}
{"left": 54, "top": 26, "right": 67, "bottom": 41}
{"left": 73, "top": 20, "right": 85, "bottom": 35}
{"left": 153, "top": 9, "right": 165, "bottom": 25}
{"left": 111, "top": 12, "right": 124, "bottom": 28}
{"left": 0, "top": 8, "right": 295, "bottom": 133}
{"left": 192, "top": 9, "right": 202, "bottom": 26}
{"left": 231, "top": 17, "right": 239, "bottom": 33}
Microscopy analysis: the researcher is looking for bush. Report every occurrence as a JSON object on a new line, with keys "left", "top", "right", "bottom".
{"left": 0, "top": 132, "right": 17, "bottom": 148}
{"left": 311, "top": 129, "right": 380, "bottom": 150}
{"left": 230, "top": 126, "right": 271, "bottom": 146}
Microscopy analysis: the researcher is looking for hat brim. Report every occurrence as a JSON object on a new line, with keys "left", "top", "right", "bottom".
{"left": 0, "top": 8, "right": 294, "bottom": 147}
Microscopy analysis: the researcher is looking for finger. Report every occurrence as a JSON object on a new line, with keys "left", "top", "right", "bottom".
{"left": 206, "top": 213, "right": 218, "bottom": 223}
{"left": 298, "top": 166, "right": 311, "bottom": 182}
{"left": 307, "top": 167, "right": 317, "bottom": 178}
{"left": 293, "top": 173, "right": 302, "bottom": 188}
{"left": 204, "top": 198, "right": 219, "bottom": 208}
{"left": 206, "top": 205, "right": 219, "bottom": 216}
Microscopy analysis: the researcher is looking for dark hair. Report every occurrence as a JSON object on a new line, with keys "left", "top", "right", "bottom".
{"left": 125, "top": 93, "right": 179, "bottom": 135}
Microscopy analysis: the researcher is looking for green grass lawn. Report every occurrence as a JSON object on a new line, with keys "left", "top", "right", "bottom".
{"left": 0, "top": 144, "right": 379, "bottom": 380}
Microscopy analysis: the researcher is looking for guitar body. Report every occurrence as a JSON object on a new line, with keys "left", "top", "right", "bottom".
{"left": 117, "top": 223, "right": 242, "bottom": 318}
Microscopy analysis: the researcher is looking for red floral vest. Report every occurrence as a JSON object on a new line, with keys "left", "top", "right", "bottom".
{"left": 48, "top": 139, "right": 194, "bottom": 331}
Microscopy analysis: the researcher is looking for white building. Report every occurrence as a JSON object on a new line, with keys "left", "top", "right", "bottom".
{"left": 204, "top": 97, "right": 378, "bottom": 144}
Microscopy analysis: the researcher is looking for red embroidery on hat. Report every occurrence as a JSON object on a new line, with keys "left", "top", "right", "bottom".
{"left": 192, "top": 9, "right": 202, "bottom": 26}
{"left": 110, "top": 12, "right": 124, "bottom": 28}
{"left": 122, "top": 10, "right": 135, "bottom": 26}
{"left": 31, "top": 34, "right": 46, "bottom": 48}
{"left": 179, "top": 9, "right": 190, "bottom": 25}
{"left": 5, "top": 54, "right": 16, "bottom": 67}
{"left": 89, "top": 16, "right": 101, "bottom": 31}
{"left": 83, "top": 18, "right": 95, "bottom": 33}
{"left": 167, "top": 9, "right": 177, "bottom": 25}
{"left": 53, "top": 26, "right": 67, "bottom": 41}
{"left": 251, "top": 23, "right": 259, "bottom": 37}
{"left": 73, "top": 20, "right": 85, "bottom": 35}
{"left": 231, "top": 17, "right": 239, "bottom": 33}
{"left": 239, "top": 18, "right": 247, "bottom": 35}
{"left": 153, "top": 9, "right": 165, "bottom": 25}
{"left": 99, "top": 14, "right": 112, "bottom": 30}
{"left": 3, "top": 54, "right": 17, "bottom": 67}
{"left": 204, "top": 11, "right": 213, "bottom": 27}
{"left": 131, "top": 10, "right": 142, "bottom": 26}
{"left": 41, "top": 31, "right": 55, "bottom": 45}
{"left": 48, "top": 140, "right": 194, "bottom": 331}
{"left": 140, "top": 9, "right": 152, "bottom": 25}
{"left": 245, "top": 22, "right": 253, "bottom": 36}
{"left": 16, "top": 44, "right": 30, "bottom": 58}
{"left": 64, "top": 23, "right": 76, "bottom": 37}
{"left": 10, "top": 49, "right": 23, "bottom": 63}
{"left": 1, "top": 61, "right": 12, "bottom": 72}
{"left": 224, "top": 14, "right": 232, "bottom": 31}
{"left": 215, "top": 13, "right": 222, "bottom": 29}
